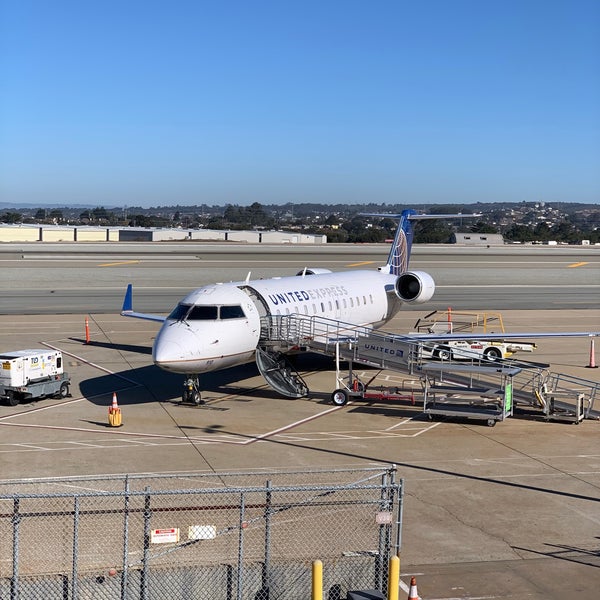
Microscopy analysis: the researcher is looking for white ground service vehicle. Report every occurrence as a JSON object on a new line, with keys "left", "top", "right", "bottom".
{"left": 0, "top": 349, "right": 71, "bottom": 406}
{"left": 420, "top": 339, "right": 537, "bottom": 362}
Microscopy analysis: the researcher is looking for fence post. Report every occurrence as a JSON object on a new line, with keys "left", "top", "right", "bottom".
{"left": 140, "top": 487, "right": 151, "bottom": 600}
{"left": 236, "top": 492, "right": 246, "bottom": 600}
{"left": 261, "top": 480, "right": 273, "bottom": 599}
{"left": 71, "top": 496, "right": 80, "bottom": 600}
{"left": 121, "top": 475, "right": 130, "bottom": 600}
{"left": 376, "top": 470, "right": 392, "bottom": 591}
{"left": 11, "top": 498, "right": 20, "bottom": 600}
{"left": 395, "top": 477, "right": 404, "bottom": 565}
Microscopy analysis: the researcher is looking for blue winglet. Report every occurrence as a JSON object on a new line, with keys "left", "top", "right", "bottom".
{"left": 122, "top": 283, "right": 133, "bottom": 313}
{"left": 120, "top": 284, "right": 167, "bottom": 322}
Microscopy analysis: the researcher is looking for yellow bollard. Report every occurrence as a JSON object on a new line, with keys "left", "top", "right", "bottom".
{"left": 312, "top": 559, "right": 323, "bottom": 600}
{"left": 108, "top": 392, "right": 123, "bottom": 427}
{"left": 108, "top": 407, "right": 122, "bottom": 427}
{"left": 387, "top": 555, "right": 399, "bottom": 600}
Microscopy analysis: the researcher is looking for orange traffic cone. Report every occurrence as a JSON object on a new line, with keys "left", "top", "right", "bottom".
{"left": 407, "top": 576, "right": 419, "bottom": 600}
{"left": 111, "top": 392, "right": 119, "bottom": 410}
{"left": 585, "top": 338, "right": 598, "bottom": 368}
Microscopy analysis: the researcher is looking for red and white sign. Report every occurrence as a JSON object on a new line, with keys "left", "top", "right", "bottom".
{"left": 151, "top": 528, "right": 180, "bottom": 544}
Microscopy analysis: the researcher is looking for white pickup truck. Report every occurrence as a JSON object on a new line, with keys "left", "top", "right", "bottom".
{"left": 0, "top": 349, "right": 71, "bottom": 406}
{"left": 419, "top": 339, "right": 537, "bottom": 362}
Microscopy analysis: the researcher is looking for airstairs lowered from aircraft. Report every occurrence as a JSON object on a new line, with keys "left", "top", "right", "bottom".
{"left": 258, "top": 313, "right": 599, "bottom": 425}
{"left": 255, "top": 347, "right": 309, "bottom": 399}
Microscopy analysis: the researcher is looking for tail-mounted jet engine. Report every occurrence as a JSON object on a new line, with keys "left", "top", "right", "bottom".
{"left": 394, "top": 271, "right": 435, "bottom": 304}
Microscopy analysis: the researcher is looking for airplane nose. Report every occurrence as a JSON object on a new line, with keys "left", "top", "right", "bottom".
{"left": 153, "top": 322, "right": 190, "bottom": 369}
{"left": 153, "top": 338, "right": 184, "bottom": 366}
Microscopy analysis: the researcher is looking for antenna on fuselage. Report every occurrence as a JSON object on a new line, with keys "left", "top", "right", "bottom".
{"left": 245, "top": 271, "right": 252, "bottom": 283}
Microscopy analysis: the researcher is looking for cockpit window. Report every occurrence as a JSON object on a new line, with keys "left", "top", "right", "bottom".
{"left": 168, "top": 304, "right": 191, "bottom": 321}
{"left": 187, "top": 305, "right": 218, "bottom": 320}
{"left": 169, "top": 303, "right": 246, "bottom": 321}
{"left": 220, "top": 305, "right": 245, "bottom": 319}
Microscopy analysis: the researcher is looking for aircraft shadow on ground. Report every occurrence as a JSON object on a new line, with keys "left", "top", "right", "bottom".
{"left": 74, "top": 347, "right": 395, "bottom": 407}
{"left": 78, "top": 362, "right": 264, "bottom": 406}
{"left": 69, "top": 338, "right": 152, "bottom": 355}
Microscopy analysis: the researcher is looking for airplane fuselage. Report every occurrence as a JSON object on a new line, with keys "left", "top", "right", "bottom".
{"left": 153, "top": 269, "right": 405, "bottom": 374}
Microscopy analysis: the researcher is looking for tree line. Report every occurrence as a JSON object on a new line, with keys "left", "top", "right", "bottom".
{"left": 2, "top": 202, "right": 599, "bottom": 244}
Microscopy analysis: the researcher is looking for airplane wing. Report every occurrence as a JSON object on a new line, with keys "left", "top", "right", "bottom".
{"left": 120, "top": 284, "right": 167, "bottom": 323}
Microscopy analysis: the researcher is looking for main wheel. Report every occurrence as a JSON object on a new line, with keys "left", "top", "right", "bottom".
{"left": 331, "top": 389, "right": 349, "bottom": 406}
{"left": 484, "top": 348, "right": 502, "bottom": 361}
{"left": 5, "top": 390, "right": 19, "bottom": 407}
{"left": 435, "top": 347, "right": 452, "bottom": 361}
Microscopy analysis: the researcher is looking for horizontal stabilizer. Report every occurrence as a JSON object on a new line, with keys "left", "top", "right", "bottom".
{"left": 361, "top": 209, "right": 482, "bottom": 276}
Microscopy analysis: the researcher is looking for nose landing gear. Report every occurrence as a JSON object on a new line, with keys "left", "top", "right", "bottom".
{"left": 182, "top": 375, "right": 203, "bottom": 405}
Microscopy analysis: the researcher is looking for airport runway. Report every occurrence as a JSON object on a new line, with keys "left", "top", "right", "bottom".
{"left": 0, "top": 243, "right": 599, "bottom": 599}
{"left": 0, "top": 242, "right": 598, "bottom": 313}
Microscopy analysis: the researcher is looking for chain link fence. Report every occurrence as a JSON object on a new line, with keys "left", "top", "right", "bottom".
{"left": 0, "top": 467, "right": 403, "bottom": 599}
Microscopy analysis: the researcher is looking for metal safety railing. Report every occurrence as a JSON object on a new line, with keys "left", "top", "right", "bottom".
{"left": 259, "top": 314, "right": 600, "bottom": 420}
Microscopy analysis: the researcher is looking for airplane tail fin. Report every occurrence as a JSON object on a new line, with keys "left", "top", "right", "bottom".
{"left": 387, "top": 209, "right": 416, "bottom": 275}
{"left": 362, "top": 209, "right": 481, "bottom": 275}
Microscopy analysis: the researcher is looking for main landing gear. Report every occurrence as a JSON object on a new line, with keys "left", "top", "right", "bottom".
{"left": 182, "top": 375, "right": 203, "bottom": 405}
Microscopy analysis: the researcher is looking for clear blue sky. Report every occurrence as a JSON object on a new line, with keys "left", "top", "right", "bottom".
{"left": 1, "top": 0, "right": 599, "bottom": 208}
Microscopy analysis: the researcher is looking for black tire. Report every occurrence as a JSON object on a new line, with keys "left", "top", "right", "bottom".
{"left": 435, "top": 346, "right": 452, "bottom": 361}
{"left": 484, "top": 347, "right": 502, "bottom": 361}
{"left": 58, "top": 382, "right": 69, "bottom": 398}
{"left": 5, "top": 390, "right": 19, "bottom": 407}
{"left": 331, "top": 389, "right": 349, "bottom": 406}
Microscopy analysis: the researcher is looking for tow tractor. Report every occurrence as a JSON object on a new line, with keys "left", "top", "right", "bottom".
{"left": 412, "top": 309, "right": 537, "bottom": 361}
{"left": 418, "top": 338, "right": 537, "bottom": 361}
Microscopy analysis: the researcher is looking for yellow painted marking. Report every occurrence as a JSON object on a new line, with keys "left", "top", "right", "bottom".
{"left": 568, "top": 262, "right": 589, "bottom": 268}
{"left": 346, "top": 261, "right": 375, "bottom": 267}
{"left": 99, "top": 260, "right": 141, "bottom": 267}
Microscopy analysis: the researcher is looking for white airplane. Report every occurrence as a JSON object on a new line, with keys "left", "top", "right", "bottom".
{"left": 121, "top": 209, "right": 599, "bottom": 403}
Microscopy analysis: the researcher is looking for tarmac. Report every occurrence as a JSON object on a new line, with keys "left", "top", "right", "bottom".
{"left": 0, "top": 309, "right": 599, "bottom": 599}
{"left": 0, "top": 245, "right": 599, "bottom": 598}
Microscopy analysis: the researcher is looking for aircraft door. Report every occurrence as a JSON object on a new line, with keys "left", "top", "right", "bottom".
{"left": 240, "top": 285, "right": 271, "bottom": 340}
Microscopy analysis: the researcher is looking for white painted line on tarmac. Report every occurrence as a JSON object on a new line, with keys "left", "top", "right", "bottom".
{"left": 0, "top": 396, "right": 90, "bottom": 421}
{"left": 13, "top": 443, "right": 51, "bottom": 450}
{"left": 0, "top": 422, "right": 247, "bottom": 444}
{"left": 427, "top": 597, "right": 497, "bottom": 600}
{"left": 240, "top": 404, "right": 346, "bottom": 444}
{"left": 66, "top": 441, "right": 108, "bottom": 448}
{"left": 42, "top": 341, "right": 141, "bottom": 384}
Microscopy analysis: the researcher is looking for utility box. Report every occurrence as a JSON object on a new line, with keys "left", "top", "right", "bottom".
{"left": 0, "top": 349, "right": 64, "bottom": 387}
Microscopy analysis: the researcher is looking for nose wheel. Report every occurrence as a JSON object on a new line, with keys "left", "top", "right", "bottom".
{"left": 182, "top": 375, "right": 203, "bottom": 405}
